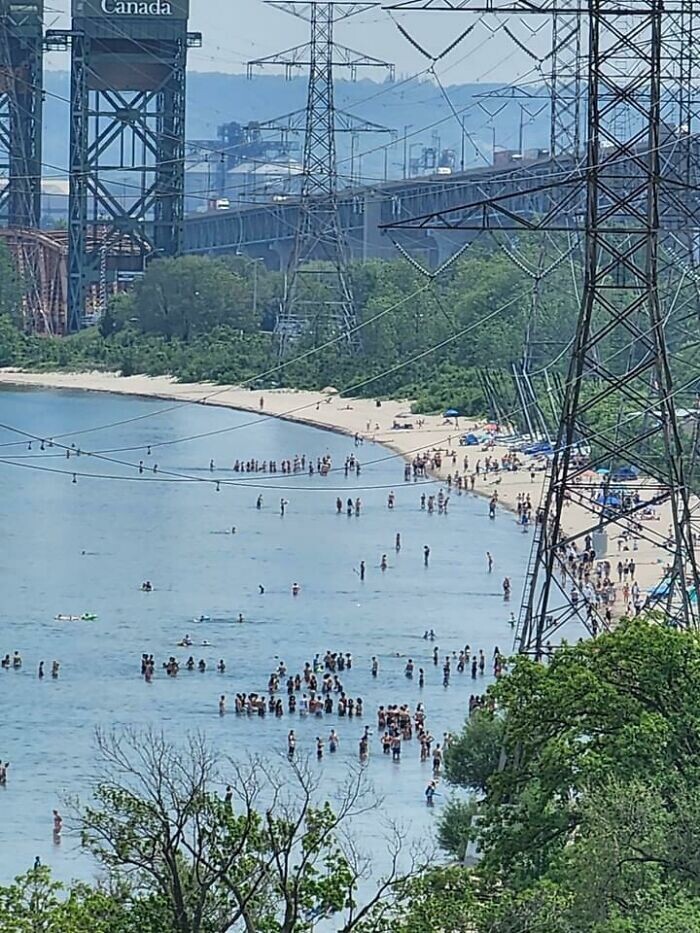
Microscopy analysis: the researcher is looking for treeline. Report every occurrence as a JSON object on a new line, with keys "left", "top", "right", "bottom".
{"left": 3, "top": 619, "right": 700, "bottom": 932}
{"left": 0, "top": 244, "right": 580, "bottom": 416}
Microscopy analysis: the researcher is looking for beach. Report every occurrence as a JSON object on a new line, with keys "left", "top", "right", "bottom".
{"left": 0, "top": 368, "right": 673, "bottom": 603}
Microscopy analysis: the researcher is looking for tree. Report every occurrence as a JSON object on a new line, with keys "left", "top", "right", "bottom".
{"left": 443, "top": 710, "right": 505, "bottom": 794}
{"left": 133, "top": 257, "right": 259, "bottom": 339}
{"left": 0, "top": 242, "right": 22, "bottom": 327}
{"left": 429, "top": 619, "right": 700, "bottom": 933}
{"left": 0, "top": 864, "right": 155, "bottom": 932}
{"left": 73, "top": 728, "right": 420, "bottom": 933}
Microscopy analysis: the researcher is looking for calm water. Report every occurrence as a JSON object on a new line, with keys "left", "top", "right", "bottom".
{"left": 0, "top": 386, "right": 530, "bottom": 884}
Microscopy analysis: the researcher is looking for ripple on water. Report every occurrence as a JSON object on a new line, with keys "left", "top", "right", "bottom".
{"left": 0, "top": 385, "right": 530, "bottom": 883}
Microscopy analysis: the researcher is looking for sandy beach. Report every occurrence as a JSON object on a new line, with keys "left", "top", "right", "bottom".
{"left": 0, "top": 368, "right": 672, "bottom": 604}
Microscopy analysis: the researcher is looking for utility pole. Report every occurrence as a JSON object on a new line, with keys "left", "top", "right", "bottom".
{"left": 248, "top": 2, "right": 393, "bottom": 358}
{"left": 383, "top": 0, "right": 700, "bottom": 645}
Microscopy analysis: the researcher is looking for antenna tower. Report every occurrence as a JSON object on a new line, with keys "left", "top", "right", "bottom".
{"left": 248, "top": 2, "right": 394, "bottom": 357}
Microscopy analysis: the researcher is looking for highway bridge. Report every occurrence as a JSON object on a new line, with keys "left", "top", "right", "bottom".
{"left": 182, "top": 152, "right": 559, "bottom": 269}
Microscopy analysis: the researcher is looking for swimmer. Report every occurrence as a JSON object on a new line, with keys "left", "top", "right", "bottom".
{"left": 38, "top": 661, "right": 44, "bottom": 679}
{"left": 371, "top": 656, "right": 378, "bottom": 677}
{"left": 256, "top": 495, "right": 263, "bottom": 509}
{"left": 217, "top": 659, "right": 226, "bottom": 673}
{"left": 380, "top": 554, "right": 388, "bottom": 571}
{"left": 423, "top": 545, "right": 430, "bottom": 566}
{"left": 237, "top": 613, "right": 244, "bottom": 624}
{"left": 486, "top": 551, "right": 493, "bottom": 572}
{"left": 359, "top": 560, "right": 366, "bottom": 581}
{"left": 292, "top": 582, "right": 300, "bottom": 596}
{"left": 395, "top": 532, "right": 401, "bottom": 551}
{"left": 219, "top": 694, "right": 226, "bottom": 715}
{"left": 259, "top": 584, "right": 265, "bottom": 594}
{"left": 52, "top": 809, "right": 63, "bottom": 838}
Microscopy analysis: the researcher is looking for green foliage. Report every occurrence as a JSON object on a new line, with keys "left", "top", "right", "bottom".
{"left": 419, "top": 619, "right": 700, "bottom": 933}
{"left": 1, "top": 246, "right": 580, "bottom": 416}
{"left": 444, "top": 710, "right": 506, "bottom": 793}
{"left": 0, "top": 243, "right": 22, "bottom": 328}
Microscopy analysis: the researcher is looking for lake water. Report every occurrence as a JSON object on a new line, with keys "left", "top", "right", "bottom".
{"left": 0, "top": 386, "right": 531, "bottom": 884}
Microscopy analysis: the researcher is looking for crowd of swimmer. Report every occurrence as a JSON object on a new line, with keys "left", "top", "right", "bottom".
{"left": 208, "top": 452, "right": 364, "bottom": 479}
{"left": 1, "top": 652, "right": 59, "bottom": 679}
{"left": 208, "top": 640, "right": 507, "bottom": 791}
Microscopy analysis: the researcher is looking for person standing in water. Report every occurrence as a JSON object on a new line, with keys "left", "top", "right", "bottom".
{"left": 359, "top": 560, "right": 366, "bottom": 581}
{"left": 423, "top": 545, "right": 430, "bottom": 566}
{"left": 395, "top": 533, "right": 401, "bottom": 552}
{"left": 487, "top": 551, "right": 493, "bottom": 572}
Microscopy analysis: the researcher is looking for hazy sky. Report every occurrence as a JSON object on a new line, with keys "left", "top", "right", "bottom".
{"left": 44, "top": 0, "right": 552, "bottom": 86}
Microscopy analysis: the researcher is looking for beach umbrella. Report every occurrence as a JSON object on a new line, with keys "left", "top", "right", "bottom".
{"left": 444, "top": 408, "right": 460, "bottom": 417}
{"left": 485, "top": 422, "right": 499, "bottom": 432}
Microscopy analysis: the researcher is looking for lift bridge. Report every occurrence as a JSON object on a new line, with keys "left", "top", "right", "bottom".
{"left": 2, "top": 0, "right": 698, "bottom": 334}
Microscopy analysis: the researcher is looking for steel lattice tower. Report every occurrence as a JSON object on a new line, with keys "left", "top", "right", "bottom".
{"left": 46, "top": 1, "right": 201, "bottom": 332}
{"left": 384, "top": 0, "right": 700, "bottom": 649}
{"left": 550, "top": 10, "right": 581, "bottom": 160}
{"left": 0, "top": 0, "right": 42, "bottom": 229}
{"left": 249, "top": 2, "right": 393, "bottom": 357}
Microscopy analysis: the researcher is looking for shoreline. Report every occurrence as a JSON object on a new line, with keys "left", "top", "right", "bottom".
{"left": 0, "top": 369, "right": 671, "bottom": 607}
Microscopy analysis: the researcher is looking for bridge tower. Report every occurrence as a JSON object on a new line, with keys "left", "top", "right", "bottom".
{"left": 248, "top": 2, "right": 393, "bottom": 357}
{"left": 46, "top": 0, "right": 200, "bottom": 331}
{"left": 0, "top": 0, "right": 43, "bottom": 229}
